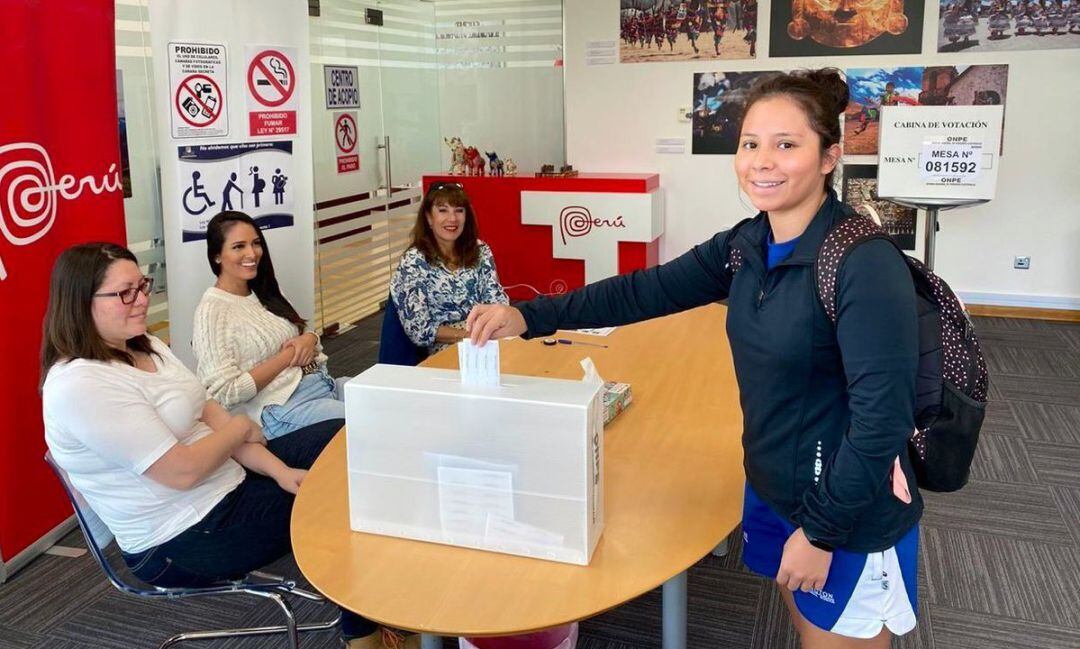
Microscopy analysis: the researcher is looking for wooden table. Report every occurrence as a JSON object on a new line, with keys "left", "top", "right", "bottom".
{"left": 292, "top": 304, "right": 745, "bottom": 648}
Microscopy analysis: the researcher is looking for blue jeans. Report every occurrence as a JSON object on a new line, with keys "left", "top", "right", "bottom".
{"left": 122, "top": 419, "right": 375, "bottom": 640}
{"left": 261, "top": 369, "right": 349, "bottom": 440}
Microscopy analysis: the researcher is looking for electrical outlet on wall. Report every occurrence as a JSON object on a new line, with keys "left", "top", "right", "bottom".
{"left": 1014, "top": 256, "right": 1031, "bottom": 270}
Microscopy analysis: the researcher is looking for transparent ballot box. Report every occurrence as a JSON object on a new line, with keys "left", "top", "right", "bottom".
{"left": 344, "top": 363, "right": 604, "bottom": 565}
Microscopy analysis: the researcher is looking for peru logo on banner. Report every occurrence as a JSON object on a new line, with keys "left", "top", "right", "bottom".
{"left": 0, "top": 0, "right": 126, "bottom": 574}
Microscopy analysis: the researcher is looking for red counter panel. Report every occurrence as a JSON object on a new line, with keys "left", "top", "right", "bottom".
{"left": 423, "top": 174, "right": 661, "bottom": 301}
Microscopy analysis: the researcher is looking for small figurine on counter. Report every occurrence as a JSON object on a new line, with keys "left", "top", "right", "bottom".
{"left": 464, "top": 146, "right": 486, "bottom": 176}
{"left": 444, "top": 136, "right": 466, "bottom": 175}
{"left": 504, "top": 158, "right": 518, "bottom": 176}
{"left": 540, "top": 164, "right": 555, "bottom": 174}
{"left": 560, "top": 164, "right": 575, "bottom": 174}
{"left": 485, "top": 151, "right": 504, "bottom": 177}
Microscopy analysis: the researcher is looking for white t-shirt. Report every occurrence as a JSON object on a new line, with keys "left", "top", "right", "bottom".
{"left": 43, "top": 336, "right": 244, "bottom": 553}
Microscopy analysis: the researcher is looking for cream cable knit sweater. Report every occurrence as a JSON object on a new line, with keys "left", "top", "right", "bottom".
{"left": 192, "top": 287, "right": 326, "bottom": 421}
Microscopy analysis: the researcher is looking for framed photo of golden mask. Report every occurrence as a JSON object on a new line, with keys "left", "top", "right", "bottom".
{"left": 769, "top": 0, "right": 925, "bottom": 56}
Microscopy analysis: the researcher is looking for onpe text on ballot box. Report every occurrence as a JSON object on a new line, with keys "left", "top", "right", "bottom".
{"left": 344, "top": 363, "right": 605, "bottom": 565}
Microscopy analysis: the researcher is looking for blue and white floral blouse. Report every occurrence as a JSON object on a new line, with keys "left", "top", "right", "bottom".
{"left": 390, "top": 241, "right": 509, "bottom": 352}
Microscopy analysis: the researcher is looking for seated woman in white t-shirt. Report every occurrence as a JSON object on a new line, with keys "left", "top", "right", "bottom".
{"left": 40, "top": 243, "right": 389, "bottom": 649}
{"left": 193, "top": 211, "right": 345, "bottom": 440}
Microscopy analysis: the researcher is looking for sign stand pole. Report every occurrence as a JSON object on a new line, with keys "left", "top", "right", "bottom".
{"left": 890, "top": 198, "right": 987, "bottom": 272}
{"left": 924, "top": 207, "right": 938, "bottom": 271}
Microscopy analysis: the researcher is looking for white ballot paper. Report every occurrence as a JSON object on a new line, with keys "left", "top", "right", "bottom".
{"left": 458, "top": 340, "right": 500, "bottom": 387}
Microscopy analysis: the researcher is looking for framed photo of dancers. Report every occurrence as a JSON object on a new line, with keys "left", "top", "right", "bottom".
{"left": 619, "top": 0, "right": 758, "bottom": 62}
{"left": 769, "top": 0, "right": 925, "bottom": 57}
{"left": 692, "top": 70, "right": 779, "bottom": 154}
{"left": 843, "top": 65, "right": 1009, "bottom": 155}
{"left": 938, "top": 0, "right": 1080, "bottom": 52}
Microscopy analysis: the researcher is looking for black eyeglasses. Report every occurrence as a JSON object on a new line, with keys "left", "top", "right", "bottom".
{"left": 93, "top": 277, "right": 155, "bottom": 305}
{"left": 427, "top": 181, "right": 464, "bottom": 195}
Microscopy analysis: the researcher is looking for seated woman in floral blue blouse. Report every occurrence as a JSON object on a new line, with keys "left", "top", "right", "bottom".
{"left": 390, "top": 183, "right": 509, "bottom": 354}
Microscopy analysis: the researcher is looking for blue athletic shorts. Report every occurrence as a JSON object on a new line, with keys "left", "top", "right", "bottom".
{"left": 740, "top": 484, "right": 919, "bottom": 638}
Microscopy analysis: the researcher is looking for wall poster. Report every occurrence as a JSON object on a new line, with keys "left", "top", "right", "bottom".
{"left": 620, "top": 0, "right": 758, "bottom": 62}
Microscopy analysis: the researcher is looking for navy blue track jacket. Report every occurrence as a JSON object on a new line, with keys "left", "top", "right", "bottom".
{"left": 517, "top": 191, "right": 921, "bottom": 552}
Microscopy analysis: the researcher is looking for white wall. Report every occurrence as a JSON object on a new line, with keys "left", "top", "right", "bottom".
{"left": 564, "top": 0, "right": 1080, "bottom": 309}
{"left": 434, "top": 0, "right": 566, "bottom": 174}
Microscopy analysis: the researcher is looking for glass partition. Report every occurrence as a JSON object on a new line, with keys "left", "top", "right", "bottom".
{"left": 114, "top": 0, "right": 565, "bottom": 338}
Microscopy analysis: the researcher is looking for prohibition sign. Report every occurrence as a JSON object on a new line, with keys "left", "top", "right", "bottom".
{"left": 247, "top": 49, "right": 296, "bottom": 108}
{"left": 174, "top": 74, "right": 223, "bottom": 127}
{"left": 335, "top": 113, "right": 357, "bottom": 154}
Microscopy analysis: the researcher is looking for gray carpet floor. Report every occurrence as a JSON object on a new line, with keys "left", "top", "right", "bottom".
{"left": 2, "top": 314, "right": 1078, "bottom": 649}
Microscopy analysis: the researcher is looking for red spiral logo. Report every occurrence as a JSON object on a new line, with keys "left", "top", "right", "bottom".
{"left": 0, "top": 142, "right": 121, "bottom": 281}
{"left": 0, "top": 143, "right": 58, "bottom": 281}
{"left": 559, "top": 206, "right": 592, "bottom": 245}
{"left": 549, "top": 279, "right": 568, "bottom": 295}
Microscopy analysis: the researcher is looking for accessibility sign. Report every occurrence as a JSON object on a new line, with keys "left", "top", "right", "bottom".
{"left": 176, "top": 141, "right": 294, "bottom": 241}
{"left": 334, "top": 111, "right": 359, "bottom": 173}
{"left": 246, "top": 46, "right": 298, "bottom": 137}
{"left": 168, "top": 42, "right": 228, "bottom": 139}
{"left": 324, "top": 65, "right": 360, "bottom": 109}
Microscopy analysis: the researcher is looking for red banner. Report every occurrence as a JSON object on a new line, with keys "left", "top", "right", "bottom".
{"left": 0, "top": 1, "right": 126, "bottom": 565}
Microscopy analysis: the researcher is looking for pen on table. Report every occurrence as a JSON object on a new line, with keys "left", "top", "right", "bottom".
{"left": 542, "top": 338, "right": 608, "bottom": 349}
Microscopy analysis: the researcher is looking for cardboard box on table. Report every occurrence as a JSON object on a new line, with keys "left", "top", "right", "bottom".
{"left": 344, "top": 362, "right": 605, "bottom": 565}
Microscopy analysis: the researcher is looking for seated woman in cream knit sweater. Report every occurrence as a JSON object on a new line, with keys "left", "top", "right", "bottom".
{"left": 193, "top": 211, "right": 346, "bottom": 440}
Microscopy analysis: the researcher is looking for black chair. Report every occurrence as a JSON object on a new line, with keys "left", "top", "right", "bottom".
{"left": 378, "top": 294, "right": 428, "bottom": 366}
{"left": 44, "top": 452, "right": 339, "bottom": 649}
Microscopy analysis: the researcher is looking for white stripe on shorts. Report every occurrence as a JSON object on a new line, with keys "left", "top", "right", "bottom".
{"left": 827, "top": 547, "right": 917, "bottom": 639}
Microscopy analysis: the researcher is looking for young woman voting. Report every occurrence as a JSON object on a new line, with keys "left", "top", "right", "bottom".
{"left": 467, "top": 70, "right": 921, "bottom": 648}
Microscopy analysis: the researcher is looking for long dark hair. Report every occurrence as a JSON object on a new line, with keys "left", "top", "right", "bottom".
{"left": 410, "top": 184, "right": 480, "bottom": 268}
{"left": 205, "top": 211, "right": 305, "bottom": 334}
{"left": 41, "top": 243, "right": 159, "bottom": 383}
{"left": 740, "top": 68, "right": 848, "bottom": 189}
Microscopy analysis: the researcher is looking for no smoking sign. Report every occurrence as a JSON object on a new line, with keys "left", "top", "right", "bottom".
{"left": 334, "top": 111, "right": 359, "bottom": 173}
{"left": 246, "top": 46, "right": 298, "bottom": 137}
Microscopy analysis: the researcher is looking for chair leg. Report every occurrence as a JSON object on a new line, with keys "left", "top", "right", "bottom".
{"left": 266, "top": 592, "right": 299, "bottom": 648}
{"left": 157, "top": 615, "right": 339, "bottom": 649}
{"left": 157, "top": 591, "right": 339, "bottom": 649}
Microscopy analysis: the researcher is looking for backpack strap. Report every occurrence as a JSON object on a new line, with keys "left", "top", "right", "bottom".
{"left": 815, "top": 212, "right": 895, "bottom": 326}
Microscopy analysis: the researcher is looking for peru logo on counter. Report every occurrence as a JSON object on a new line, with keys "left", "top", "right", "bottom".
{"left": 522, "top": 190, "right": 664, "bottom": 284}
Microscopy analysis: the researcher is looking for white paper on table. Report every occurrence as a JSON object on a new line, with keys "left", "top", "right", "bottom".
{"left": 457, "top": 340, "right": 500, "bottom": 387}
{"left": 437, "top": 466, "right": 515, "bottom": 538}
{"left": 573, "top": 327, "right": 616, "bottom": 337}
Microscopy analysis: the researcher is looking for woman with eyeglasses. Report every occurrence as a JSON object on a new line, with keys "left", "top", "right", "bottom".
{"left": 389, "top": 183, "right": 509, "bottom": 355}
{"left": 40, "top": 242, "right": 385, "bottom": 648}
{"left": 192, "top": 211, "right": 346, "bottom": 440}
